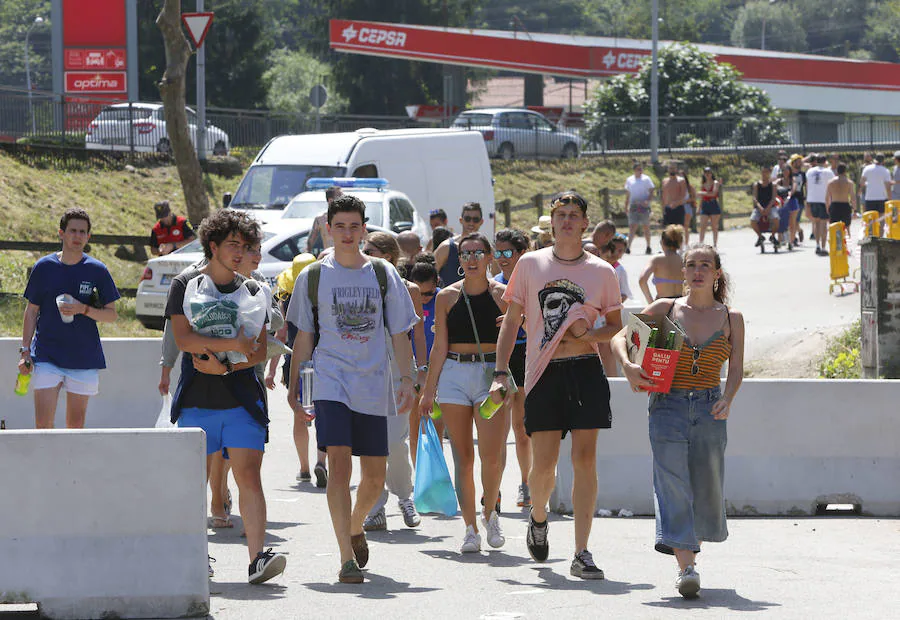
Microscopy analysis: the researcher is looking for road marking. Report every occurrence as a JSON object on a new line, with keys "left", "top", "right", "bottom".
{"left": 273, "top": 497, "right": 301, "bottom": 503}
{"left": 481, "top": 613, "right": 526, "bottom": 619}
{"left": 508, "top": 589, "right": 545, "bottom": 595}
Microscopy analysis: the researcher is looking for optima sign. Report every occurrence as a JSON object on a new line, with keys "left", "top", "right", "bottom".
{"left": 65, "top": 72, "right": 127, "bottom": 93}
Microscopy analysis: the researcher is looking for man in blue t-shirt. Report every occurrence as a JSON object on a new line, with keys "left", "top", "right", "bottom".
{"left": 19, "top": 208, "right": 120, "bottom": 428}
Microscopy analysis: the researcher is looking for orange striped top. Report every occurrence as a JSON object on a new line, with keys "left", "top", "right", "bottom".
{"left": 668, "top": 303, "right": 732, "bottom": 390}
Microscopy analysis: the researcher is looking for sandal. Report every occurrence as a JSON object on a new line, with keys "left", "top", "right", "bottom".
{"left": 208, "top": 515, "right": 234, "bottom": 529}
{"left": 224, "top": 489, "right": 233, "bottom": 516}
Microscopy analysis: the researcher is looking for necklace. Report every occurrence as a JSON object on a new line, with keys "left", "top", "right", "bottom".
{"left": 552, "top": 249, "right": 586, "bottom": 263}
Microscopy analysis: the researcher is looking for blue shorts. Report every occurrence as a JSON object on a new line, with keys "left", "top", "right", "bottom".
{"left": 178, "top": 405, "right": 266, "bottom": 457}
{"left": 437, "top": 358, "right": 493, "bottom": 407}
{"left": 314, "top": 400, "right": 389, "bottom": 457}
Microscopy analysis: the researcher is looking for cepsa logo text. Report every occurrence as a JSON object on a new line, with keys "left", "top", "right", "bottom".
{"left": 601, "top": 50, "right": 650, "bottom": 71}
{"left": 341, "top": 24, "right": 407, "bottom": 48}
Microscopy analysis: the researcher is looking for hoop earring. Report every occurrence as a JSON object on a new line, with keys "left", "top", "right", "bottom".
{"left": 713, "top": 279, "right": 720, "bottom": 293}
{"left": 458, "top": 266, "right": 465, "bottom": 277}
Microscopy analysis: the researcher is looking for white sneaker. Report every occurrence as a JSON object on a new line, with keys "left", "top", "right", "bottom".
{"left": 481, "top": 510, "right": 505, "bottom": 548}
{"left": 398, "top": 498, "right": 421, "bottom": 528}
{"left": 676, "top": 565, "right": 701, "bottom": 599}
{"left": 460, "top": 524, "right": 482, "bottom": 553}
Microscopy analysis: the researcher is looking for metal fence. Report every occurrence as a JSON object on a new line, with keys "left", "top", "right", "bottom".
{"left": 1, "top": 88, "right": 898, "bottom": 160}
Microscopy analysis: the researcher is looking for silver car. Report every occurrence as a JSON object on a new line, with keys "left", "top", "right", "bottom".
{"left": 452, "top": 108, "right": 581, "bottom": 160}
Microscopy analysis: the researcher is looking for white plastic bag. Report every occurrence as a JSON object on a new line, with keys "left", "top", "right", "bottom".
{"left": 155, "top": 393, "right": 174, "bottom": 429}
{"left": 182, "top": 275, "right": 268, "bottom": 364}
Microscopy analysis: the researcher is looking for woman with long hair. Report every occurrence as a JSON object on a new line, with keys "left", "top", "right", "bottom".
{"left": 698, "top": 168, "right": 721, "bottom": 247}
{"left": 775, "top": 164, "right": 800, "bottom": 247}
{"left": 638, "top": 225, "right": 685, "bottom": 303}
{"left": 493, "top": 228, "right": 532, "bottom": 508}
{"left": 418, "top": 232, "right": 509, "bottom": 553}
{"left": 612, "top": 244, "right": 745, "bottom": 600}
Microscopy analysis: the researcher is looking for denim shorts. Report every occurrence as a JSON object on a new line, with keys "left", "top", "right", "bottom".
{"left": 648, "top": 387, "right": 728, "bottom": 554}
{"left": 314, "top": 400, "right": 388, "bottom": 457}
{"left": 700, "top": 199, "right": 721, "bottom": 216}
{"left": 178, "top": 405, "right": 266, "bottom": 457}
{"left": 437, "top": 358, "right": 493, "bottom": 407}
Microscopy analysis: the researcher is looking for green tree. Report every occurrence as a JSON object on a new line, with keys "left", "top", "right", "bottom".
{"left": 730, "top": 1, "right": 807, "bottom": 53}
{"left": 0, "top": 0, "right": 51, "bottom": 91}
{"left": 138, "top": 0, "right": 272, "bottom": 108}
{"left": 584, "top": 43, "right": 788, "bottom": 148}
{"left": 307, "top": 0, "right": 480, "bottom": 115}
{"left": 863, "top": 0, "right": 900, "bottom": 62}
{"left": 264, "top": 48, "right": 348, "bottom": 115}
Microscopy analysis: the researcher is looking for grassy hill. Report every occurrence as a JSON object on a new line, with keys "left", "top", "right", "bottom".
{"left": 0, "top": 148, "right": 871, "bottom": 335}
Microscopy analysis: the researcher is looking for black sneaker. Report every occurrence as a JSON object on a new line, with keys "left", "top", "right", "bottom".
{"left": 570, "top": 549, "right": 605, "bottom": 580}
{"left": 526, "top": 510, "right": 549, "bottom": 562}
{"left": 314, "top": 462, "right": 328, "bottom": 488}
{"left": 754, "top": 236, "right": 764, "bottom": 247}
{"left": 625, "top": 247, "right": 631, "bottom": 254}
{"left": 248, "top": 548, "right": 286, "bottom": 584}
{"left": 645, "top": 246, "right": 652, "bottom": 254}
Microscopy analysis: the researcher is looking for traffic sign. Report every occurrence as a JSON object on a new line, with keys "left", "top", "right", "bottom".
{"left": 181, "top": 12, "right": 214, "bottom": 48}
{"left": 309, "top": 85, "right": 328, "bottom": 108}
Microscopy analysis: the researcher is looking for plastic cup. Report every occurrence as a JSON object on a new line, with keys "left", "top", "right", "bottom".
{"left": 56, "top": 293, "right": 75, "bottom": 323}
{"left": 299, "top": 364, "right": 315, "bottom": 408}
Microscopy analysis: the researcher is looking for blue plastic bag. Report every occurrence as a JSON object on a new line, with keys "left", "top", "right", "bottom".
{"left": 413, "top": 415, "right": 458, "bottom": 516}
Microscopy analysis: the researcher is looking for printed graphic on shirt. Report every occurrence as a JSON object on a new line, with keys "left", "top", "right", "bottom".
{"left": 79, "top": 280, "right": 94, "bottom": 296}
{"left": 538, "top": 279, "right": 585, "bottom": 348}
{"left": 190, "top": 299, "right": 239, "bottom": 334}
{"left": 332, "top": 285, "right": 380, "bottom": 340}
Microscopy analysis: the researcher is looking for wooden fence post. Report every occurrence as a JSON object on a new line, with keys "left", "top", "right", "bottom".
{"left": 533, "top": 193, "right": 544, "bottom": 218}
{"left": 719, "top": 188, "right": 726, "bottom": 231}
{"left": 501, "top": 199, "right": 511, "bottom": 227}
{"left": 600, "top": 187, "right": 610, "bottom": 220}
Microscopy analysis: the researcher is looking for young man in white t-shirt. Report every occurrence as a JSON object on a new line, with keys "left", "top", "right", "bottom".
{"left": 492, "top": 191, "right": 623, "bottom": 580}
{"left": 287, "top": 194, "right": 418, "bottom": 584}
{"left": 624, "top": 163, "right": 655, "bottom": 255}
{"left": 860, "top": 153, "right": 892, "bottom": 214}
{"left": 805, "top": 154, "right": 835, "bottom": 255}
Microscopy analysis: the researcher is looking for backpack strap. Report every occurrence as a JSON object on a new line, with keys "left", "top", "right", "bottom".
{"left": 306, "top": 257, "right": 389, "bottom": 348}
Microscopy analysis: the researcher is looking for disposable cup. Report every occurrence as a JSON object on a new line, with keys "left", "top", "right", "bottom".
{"left": 56, "top": 294, "right": 75, "bottom": 324}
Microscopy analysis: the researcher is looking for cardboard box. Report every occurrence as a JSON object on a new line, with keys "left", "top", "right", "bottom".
{"left": 626, "top": 313, "right": 685, "bottom": 393}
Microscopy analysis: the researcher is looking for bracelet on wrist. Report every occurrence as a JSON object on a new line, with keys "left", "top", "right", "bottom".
{"left": 492, "top": 370, "right": 509, "bottom": 378}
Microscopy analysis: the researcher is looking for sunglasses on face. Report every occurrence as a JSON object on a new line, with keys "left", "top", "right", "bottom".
{"left": 493, "top": 249, "right": 515, "bottom": 259}
{"left": 459, "top": 249, "right": 486, "bottom": 261}
{"left": 462, "top": 216, "right": 482, "bottom": 224}
{"left": 554, "top": 195, "right": 585, "bottom": 209}
{"left": 419, "top": 288, "right": 436, "bottom": 298}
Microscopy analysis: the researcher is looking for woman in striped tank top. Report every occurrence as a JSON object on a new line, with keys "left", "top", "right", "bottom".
{"left": 612, "top": 244, "right": 745, "bottom": 600}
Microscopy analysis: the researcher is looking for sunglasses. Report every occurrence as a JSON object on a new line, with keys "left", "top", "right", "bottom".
{"left": 362, "top": 247, "right": 378, "bottom": 256}
{"left": 691, "top": 347, "right": 701, "bottom": 376}
{"left": 554, "top": 196, "right": 585, "bottom": 209}
{"left": 462, "top": 215, "right": 482, "bottom": 223}
{"left": 419, "top": 288, "right": 437, "bottom": 298}
{"left": 493, "top": 249, "right": 515, "bottom": 259}
{"left": 459, "top": 250, "right": 486, "bottom": 261}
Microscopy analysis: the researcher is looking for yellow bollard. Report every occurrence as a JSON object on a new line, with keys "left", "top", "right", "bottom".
{"left": 886, "top": 201, "right": 900, "bottom": 240}
{"left": 828, "top": 221, "right": 858, "bottom": 295}
{"left": 861, "top": 210, "right": 881, "bottom": 238}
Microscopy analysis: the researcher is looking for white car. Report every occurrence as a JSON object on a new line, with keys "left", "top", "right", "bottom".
{"left": 279, "top": 178, "right": 430, "bottom": 246}
{"left": 135, "top": 219, "right": 396, "bottom": 330}
{"left": 452, "top": 108, "right": 581, "bottom": 160}
{"left": 85, "top": 102, "right": 230, "bottom": 157}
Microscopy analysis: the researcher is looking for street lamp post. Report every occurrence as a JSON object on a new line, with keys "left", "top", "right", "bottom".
{"left": 650, "top": 0, "right": 659, "bottom": 163}
{"left": 25, "top": 16, "right": 44, "bottom": 135}
{"left": 761, "top": 0, "right": 779, "bottom": 51}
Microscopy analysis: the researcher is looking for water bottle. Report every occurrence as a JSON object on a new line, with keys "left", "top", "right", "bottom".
{"left": 478, "top": 388, "right": 506, "bottom": 420}
{"left": 430, "top": 400, "right": 443, "bottom": 420}
{"left": 15, "top": 362, "right": 31, "bottom": 396}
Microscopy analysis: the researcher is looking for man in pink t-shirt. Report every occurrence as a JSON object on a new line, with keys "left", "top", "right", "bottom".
{"left": 493, "top": 191, "right": 623, "bottom": 580}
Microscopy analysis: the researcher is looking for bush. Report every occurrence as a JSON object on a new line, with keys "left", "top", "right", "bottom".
{"left": 17, "top": 133, "right": 86, "bottom": 147}
{"left": 818, "top": 321, "right": 861, "bottom": 379}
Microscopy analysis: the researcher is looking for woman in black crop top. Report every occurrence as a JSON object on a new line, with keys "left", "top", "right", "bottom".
{"left": 418, "top": 232, "right": 510, "bottom": 554}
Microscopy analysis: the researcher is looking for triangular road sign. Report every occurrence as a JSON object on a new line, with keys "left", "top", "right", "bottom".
{"left": 182, "top": 12, "right": 214, "bottom": 48}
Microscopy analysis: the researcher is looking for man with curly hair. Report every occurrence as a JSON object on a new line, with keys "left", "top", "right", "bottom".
{"left": 164, "top": 208, "right": 286, "bottom": 584}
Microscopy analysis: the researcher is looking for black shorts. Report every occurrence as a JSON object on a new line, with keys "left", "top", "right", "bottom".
{"left": 865, "top": 200, "right": 886, "bottom": 214}
{"left": 829, "top": 202, "right": 852, "bottom": 229}
{"left": 663, "top": 205, "right": 686, "bottom": 226}
{"left": 509, "top": 342, "right": 527, "bottom": 387}
{"left": 700, "top": 199, "right": 721, "bottom": 216}
{"left": 524, "top": 355, "right": 611, "bottom": 437}
{"left": 809, "top": 202, "right": 828, "bottom": 220}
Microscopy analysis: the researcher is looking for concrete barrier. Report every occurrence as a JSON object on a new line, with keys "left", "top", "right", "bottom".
{"left": 0, "top": 428, "right": 208, "bottom": 619}
{"left": 551, "top": 378, "right": 900, "bottom": 517}
{"left": 1, "top": 338, "right": 176, "bottom": 429}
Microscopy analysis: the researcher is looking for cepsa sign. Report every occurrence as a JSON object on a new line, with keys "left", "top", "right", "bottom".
{"left": 339, "top": 23, "right": 407, "bottom": 48}
{"left": 600, "top": 49, "right": 650, "bottom": 72}
{"left": 65, "top": 72, "right": 127, "bottom": 93}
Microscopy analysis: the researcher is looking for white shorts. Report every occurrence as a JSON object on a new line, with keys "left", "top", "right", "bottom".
{"left": 31, "top": 362, "right": 99, "bottom": 396}
{"left": 750, "top": 208, "right": 780, "bottom": 223}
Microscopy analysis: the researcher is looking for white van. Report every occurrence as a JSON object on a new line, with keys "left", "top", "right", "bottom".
{"left": 226, "top": 128, "right": 496, "bottom": 237}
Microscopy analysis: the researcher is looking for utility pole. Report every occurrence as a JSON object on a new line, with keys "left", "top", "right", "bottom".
{"left": 25, "top": 16, "right": 44, "bottom": 135}
{"left": 196, "top": 0, "right": 206, "bottom": 160}
{"left": 650, "top": 0, "right": 659, "bottom": 164}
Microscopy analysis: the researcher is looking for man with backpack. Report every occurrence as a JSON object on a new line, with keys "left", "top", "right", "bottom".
{"left": 286, "top": 195, "right": 419, "bottom": 584}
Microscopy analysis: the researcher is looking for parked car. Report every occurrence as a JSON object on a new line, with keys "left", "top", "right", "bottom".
{"left": 134, "top": 219, "right": 394, "bottom": 330}
{"left": 225, "top": 128, "right": 495, "bottom": 235}
{"left": 452, "top": 108, "right": 581, "bottom": 160}
{"left": 85, "top": 102, "right": 230, "bottom": 157}
{"left": 280, "top": 177, "right": 429, "bottom": 244}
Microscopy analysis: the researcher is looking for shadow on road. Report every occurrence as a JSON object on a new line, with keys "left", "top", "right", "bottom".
{"left": 303, "top": 572, "right": 441, "bottom": 599}
{"left": 500, "top": 566, "right": 655, "bottom": 596}
{"left": 420, "top": 548, "right": 549, "bottom": 568}
{"left": 207, "top": 518, "right": 295, "bottom": 545}
{"left": 211, "top": 582, "right": 288, "bottom": 601}
{"left": 365, "top": 528, "right": 451, "bottom": 545}
{"left": 643, "top": 588, "right": 780, "bottom": 611}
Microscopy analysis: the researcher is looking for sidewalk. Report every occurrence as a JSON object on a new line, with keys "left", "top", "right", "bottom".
{"left": 203, "top": 385, "right": 897, "bottom": 619}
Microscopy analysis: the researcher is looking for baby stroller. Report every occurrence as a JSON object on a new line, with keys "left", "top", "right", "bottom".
{"left": 757, "top": 195, "right": 792, "bottom": 254}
